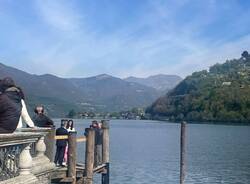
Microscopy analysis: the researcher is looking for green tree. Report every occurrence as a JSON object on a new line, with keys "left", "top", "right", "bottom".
{"left": 242, "top": 51, "right": 249, "bottom": 59}
{"left": 147, "top": 51, "right": 250, "bottom": 124}
{"left": 67, "top": 109, "right": 76, "bottom": 118}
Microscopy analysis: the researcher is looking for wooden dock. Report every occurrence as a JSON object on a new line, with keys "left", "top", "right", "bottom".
{"left": 51, "top": 121, "right": 110, "bottom": 184}
{"left": 0, "top": 121, "right": 110, "bottom": 184}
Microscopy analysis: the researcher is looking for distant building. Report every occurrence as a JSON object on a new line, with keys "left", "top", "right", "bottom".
{"left": 222, "top": 82, "right": 231, "bottom": 86}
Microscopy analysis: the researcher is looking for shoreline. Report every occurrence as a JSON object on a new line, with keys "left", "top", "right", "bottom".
{"left": 52, "top": 118, "right": 250, "bottom": 126}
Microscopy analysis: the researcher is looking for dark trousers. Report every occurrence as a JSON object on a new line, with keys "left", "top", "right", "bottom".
{"left": 94, "top": 144, "right": 102, "bottom": 167}
{"left": 54, "top": 146, "right": 66, "bottom": 165}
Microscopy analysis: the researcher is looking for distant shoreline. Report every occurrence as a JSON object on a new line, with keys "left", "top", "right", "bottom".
{"left": 52, "top": 118, "right": 250, "bottom": 126}
{"left": 151, "top": 118, "right": 250, "bottom": 126}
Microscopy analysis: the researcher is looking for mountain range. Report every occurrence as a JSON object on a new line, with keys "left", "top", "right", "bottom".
{"left": 0, "top": 63, "right": 181, "bottom": 117}
{"left": 125, "top": 74, "right": 182, "bottom": 93}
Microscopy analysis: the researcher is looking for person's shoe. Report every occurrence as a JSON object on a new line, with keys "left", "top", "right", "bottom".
{"left": 55, "top": 163, "right": 60, "bottom": 167}
{"left": 62, "top": 162, "right": 67, "bottom": 166}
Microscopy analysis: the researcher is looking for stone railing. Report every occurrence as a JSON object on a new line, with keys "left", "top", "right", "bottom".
{"left": 0, "top": 128, "right": 55, "bottom": 184}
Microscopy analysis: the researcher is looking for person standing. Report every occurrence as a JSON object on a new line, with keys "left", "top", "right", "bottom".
{"left": 94, "top": 121, "right": 103, "bottom": 167}
{"left": 32, "top": 105, "right": 54, "bottom": 127}
{"left": 63, "top": 119, "right": 76, "bottom": 165}
{"left": 54, "top": 120, "right": 68, "bottom": 167}
{"left": 66, "top": 119, "right": 75, "bottom": 132}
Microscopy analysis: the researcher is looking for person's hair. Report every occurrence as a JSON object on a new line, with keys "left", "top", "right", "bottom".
{"left": 2, "top": 77, "right": 15, "bottom": 89}
{"left": 61, "top": 119, "right": 68, "bottom": 127}
{"left": 66, "top": 120, "right": 74, "bottom": 130}
{"left": 34, "top": 105, "right": 44, "bottom": 114}
{"left": 92, "top": 120, "right": 98, "bottom": 126}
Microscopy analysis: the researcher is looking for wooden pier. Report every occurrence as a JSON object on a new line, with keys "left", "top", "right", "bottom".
{"left": 51, "top": 121, "right": 110, "bottom": 184}
{"left": 0, "top": 121, "right": 110, "bottom": 184}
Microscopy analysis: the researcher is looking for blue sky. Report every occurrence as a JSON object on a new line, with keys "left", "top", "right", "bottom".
{"left": 0, "top": 0, "right": 250, "bottom": 78}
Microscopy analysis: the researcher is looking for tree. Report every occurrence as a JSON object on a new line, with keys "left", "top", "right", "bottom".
{"left": 241, "top": 51, "right": 249, "bottom": 60}
{"left": 147, "top": 51, "right": 250, "bottom": 124}
{"left": 67, "top": 109, "right": 76, "bottom": 118}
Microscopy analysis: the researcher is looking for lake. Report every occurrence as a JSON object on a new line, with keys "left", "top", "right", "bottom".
{"left": 54, "top": 119, "right": 250, "bottom": 184}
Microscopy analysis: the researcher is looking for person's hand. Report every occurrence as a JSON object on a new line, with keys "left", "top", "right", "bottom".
{"left": 31, "top": 126, "right": 38, "bottom": 130}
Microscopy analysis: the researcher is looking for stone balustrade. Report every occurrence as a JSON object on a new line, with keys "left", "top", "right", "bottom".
{"left": 0, "top": 128, "right": 55, "bottom": 184}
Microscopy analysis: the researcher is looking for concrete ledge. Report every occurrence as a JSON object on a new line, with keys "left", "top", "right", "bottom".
{"left": 0, "top": 174, "right": 38, "bottom": 184}
{"left": 32, "top": 156, "right": 55, "bottom": 175}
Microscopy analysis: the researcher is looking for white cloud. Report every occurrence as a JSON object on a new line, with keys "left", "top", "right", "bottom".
{"left": 35, "top": 0, "right": 83, "bottom": 32}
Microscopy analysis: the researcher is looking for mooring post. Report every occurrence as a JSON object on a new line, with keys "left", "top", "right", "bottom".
{"left": 101, "top": 162, "right": 110, "bottom": 184}
{"left": 84, "top": 128, "right": 95, "bottom": 184}
{"left": 102, "top": 121, "right": 110, "bottom": 164}
{"left": 102, "top": 121, "right": 110, "bottom": 184}
{"left": 180, "top": 121, "right": 186, "bottom": 184}
{"left": 45, "top": 126, "right": 56, "bottom": 162}
{"left": 68, "top": 131, "right": 77, "bottom": 184}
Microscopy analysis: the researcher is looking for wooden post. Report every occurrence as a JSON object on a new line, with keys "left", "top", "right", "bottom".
{"left": 102, "top": 122, "right": 109, "bottom": 164}
{"left": 102, "top": 121, "right": 110, "bottom": 184}
{"left": 180, "top": 122, "right": 186, "bottom": 184}
{"left": 102, "top": 163, "right": 110, "bottom": 184}
{"left": 84, "top": 128, "right": 95, "bottom": 184}
{"left": 68, "top": 131, "right": 77, "bottom": 184}
{"left": 45, "top": 126, "right": 56, "bottom": 162}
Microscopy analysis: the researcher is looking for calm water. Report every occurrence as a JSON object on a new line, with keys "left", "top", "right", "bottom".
{"left": 54, "top": 119, "right": 250, "bottom": 184}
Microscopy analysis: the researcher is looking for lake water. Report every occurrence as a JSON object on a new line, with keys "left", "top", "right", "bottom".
{"left": 54, "top": 119, "right": 250, "bottom": 184}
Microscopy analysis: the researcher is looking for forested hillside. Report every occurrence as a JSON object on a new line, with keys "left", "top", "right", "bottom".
{"left": 146, "top": 51, "right": 250, "bottom": 123}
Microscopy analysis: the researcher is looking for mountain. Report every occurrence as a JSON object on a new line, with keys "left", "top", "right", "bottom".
{"left": 124, "top": 74, "right": 182, "bottom": 93}
{"left": 0, "top": 63, "right": 159, "bottom": 117}
{"left": 68, "top": 74, "right": 159, "bottom": 112}
{"left": 146, "top": 51, "right": 250, "bottom": 123}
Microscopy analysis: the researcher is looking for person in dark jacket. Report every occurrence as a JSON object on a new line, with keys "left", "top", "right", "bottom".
{"left": 93, "top": 121, "right": 103, "bottom": 166}
{"left": 0, "top": 80, "right": 21, "bottom": 133}
{"left": 54, "top": 120, "right": 69, "bottom": 167}
{"left": 1, "top": 77, "right": 35, "bottom": 129}
{"left": 32, "top": 105, "right": 54, "bottom": 127}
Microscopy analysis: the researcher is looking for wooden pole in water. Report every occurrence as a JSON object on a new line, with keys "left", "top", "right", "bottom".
{"left": 180, "top": 121, "right": 186, "bottom": 184}
{"left": 102, "top": 121, "right": 110, "bottom": 184}
{"left": 45, "top": 126, "right": 56, "bottom": 162}
{"left": 102, "top": 121, "right": 110, "bottom": 164}
{"left": 68, "top": 131, "right": 77, "bottom": 184}
{"left": 84, "top": 128, "right": 95, "bottom": 184}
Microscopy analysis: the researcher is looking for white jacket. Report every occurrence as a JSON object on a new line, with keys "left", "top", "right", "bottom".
{"left": 17, "top": 99, "right": 35, "bottom": 128}
{"left": 67, "top": 127, "right": 76, "bottom": 132}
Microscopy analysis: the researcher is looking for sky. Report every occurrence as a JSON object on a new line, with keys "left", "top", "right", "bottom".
{"left": 0, "top": 0, "right": 250, "bottom": 78}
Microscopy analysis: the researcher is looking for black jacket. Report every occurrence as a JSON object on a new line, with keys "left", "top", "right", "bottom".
{"left": 32, "top": 114, "right": 54, "bottom": 127}
{"left": 94, "top": 128, "right": 103, "bottom": 145}
{"left": 56, "top": 127, "right": 68, "bottom": 147}
{"left": 0, "top": 93, "right": 21, "bottom": 133}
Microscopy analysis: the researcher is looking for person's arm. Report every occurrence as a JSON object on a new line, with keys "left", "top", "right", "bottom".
{"left": 20, "top": 99, "right": 35, "bottom": 128}
{"left": 44, "top": 115, "right": 54, "bottom": 127}
{"left": 47, "top": 118, "right": 54, "bottom": 126}
{"left": 17, "top": 116, "right": 23, "bottom": 128}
